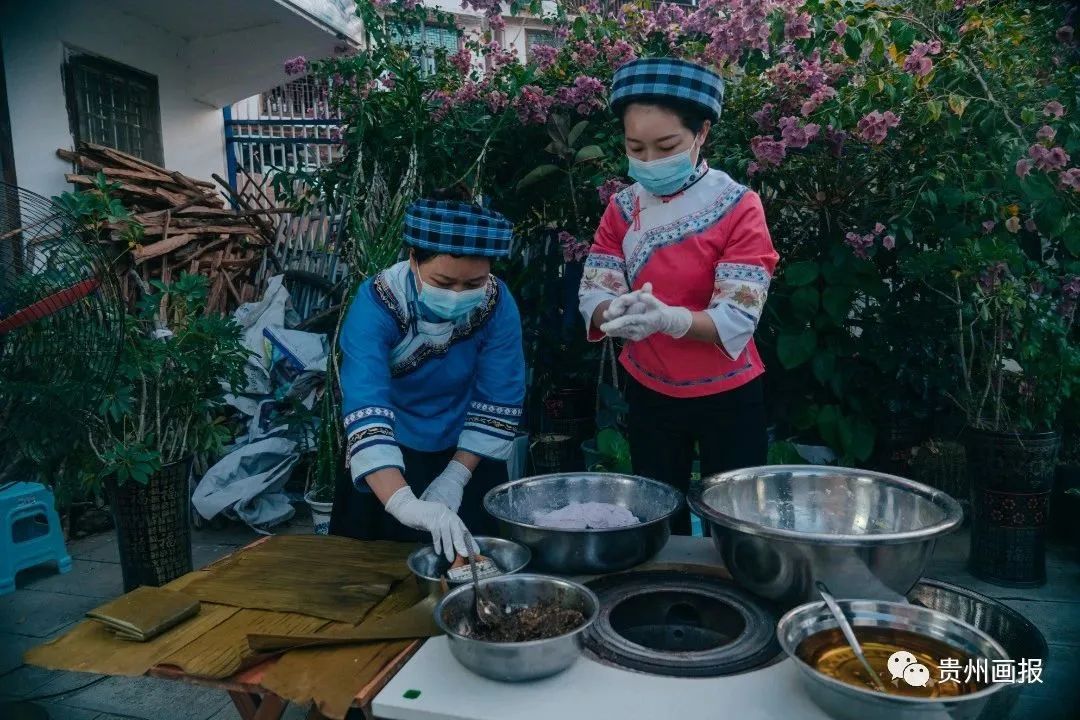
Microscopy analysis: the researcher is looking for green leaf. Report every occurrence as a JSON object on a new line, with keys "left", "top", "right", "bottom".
{"left": 948, "top": 94, "right": 969, "bottom": 118}
{"left": 1020, "top": 108, "right": 1037, "bottom": 124}
{"left": 517, "top": 164, "right": 560, "bottom": 190}
{"left": 812, "top": 350, "right": 836, "bottom": 385}
{"left": 891, "top": 21, "right": 916, "bottom": 51}
{"left": 791, "top": 286, "right": 820, "bottom": 321}
{"left": 1065, "top": 229, "right": 1080, "bottom": 256}
{"left": 567, "top": 120, "right": 589, "bottom": 148}
{"left": 816, "top": 405, "right": 842, "bottom": 450}
{"left": 927, "top": 100, "right": 943, "bottom": 122}
{"left": 778, "top": 329, "right": 817, "bottom": 369}
{"left": 574, "top": 145, "right": 604, "bottom": 164}
{"left": 839, "top": 415, "right": 875, "bottom": 462}
{"left": 844, "top": 33, "right": 863, "bottom": 60}
{"left": 823, "top": 287, "right": 852, "bottom": 323}
{"left": 784, "top": 261, "right": 819, "bottom": 286}
{"left": 597, "top": 428, "right": 623, "bottom": 455}
{"left": 767, "top": 441, "right": 804, "bottom": 465}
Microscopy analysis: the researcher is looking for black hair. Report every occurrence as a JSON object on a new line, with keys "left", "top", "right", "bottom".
{"left": 619, "top": 96, "right": 711, "bottom": 135}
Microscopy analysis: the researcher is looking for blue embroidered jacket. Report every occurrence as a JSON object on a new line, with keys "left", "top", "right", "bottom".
{"left": 339, "top": 261, "right": 525, "bottom": 488}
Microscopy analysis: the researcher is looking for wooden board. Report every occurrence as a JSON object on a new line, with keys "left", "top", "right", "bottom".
{"left": 24, "top": 602, "right": 239, "bottom": 676}
{"left": 177, "top": 535, "right": 416, "bottom": 623}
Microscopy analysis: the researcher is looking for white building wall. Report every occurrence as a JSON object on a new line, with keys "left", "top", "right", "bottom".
{"left": 0, "top": 0, "right": 226, "bottom": 200}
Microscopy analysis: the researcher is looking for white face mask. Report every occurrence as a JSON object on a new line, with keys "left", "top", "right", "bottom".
{"left": 412, "top": 260, "right": 487, "bottom": 321}
{"left": 627, "top": 138, "right": 701, "bottom": 196}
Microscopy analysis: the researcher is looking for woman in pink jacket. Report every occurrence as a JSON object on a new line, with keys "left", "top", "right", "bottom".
{"left": 578, "top": 58, "right": 779, "bottom": 534}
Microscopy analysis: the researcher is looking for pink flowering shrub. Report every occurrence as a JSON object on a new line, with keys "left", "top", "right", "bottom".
{"left": 284, "top": 0, "right": 1078, "bottom": 453}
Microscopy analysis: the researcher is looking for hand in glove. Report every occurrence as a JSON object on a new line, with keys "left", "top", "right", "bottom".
{"left": 600, "top": 282, "right": 693, "bottom": 341}
{"left": 602, "top": 290, "right": 651, "bottom": 322}
{"left": 419, "top": 460, "right": 471, "bottom": 513}
{"left": 385, "top": 487, "right": 478, "bottom": 561}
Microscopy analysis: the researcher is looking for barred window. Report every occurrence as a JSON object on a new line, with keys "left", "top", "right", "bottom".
{"left": 394, "top": 25, "right": 461, "bottom": 76}
{"left": 63, "top": 52, "right": 164, "bottom": 164}
{"left": 525, "top": 29, "right": 565, "bottom": 62}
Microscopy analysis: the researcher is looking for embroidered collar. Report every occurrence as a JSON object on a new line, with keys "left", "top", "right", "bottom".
{"left": 661, "top": 158, "right": 710, "bottom": 199}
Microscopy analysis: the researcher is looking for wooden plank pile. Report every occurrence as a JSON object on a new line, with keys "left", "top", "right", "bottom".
{"left": 58, "top": 142, "right": 276, "bottom": 313}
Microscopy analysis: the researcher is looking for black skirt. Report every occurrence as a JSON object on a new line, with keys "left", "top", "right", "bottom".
{"left": 328, "top": 446, "right": 507, "bottom": 541}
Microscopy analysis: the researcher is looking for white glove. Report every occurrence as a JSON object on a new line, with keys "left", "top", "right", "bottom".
{"left": 602, "top": 290, "right": 650, "bottom": 322}
{"left": 600, "top": 283, "right": 693, "bottom": 341}
{"left": 385, "top": 487, "right": 478, "bottom": 561}
{"left": 419, "top": 460, "right": 472, "bottom": 513}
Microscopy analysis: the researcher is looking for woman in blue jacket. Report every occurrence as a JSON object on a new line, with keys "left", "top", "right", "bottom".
{"left": 330, "top": 194, "right": 526, "bottom": 560}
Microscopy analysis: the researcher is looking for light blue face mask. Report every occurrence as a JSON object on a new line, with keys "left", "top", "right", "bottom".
{"left": 627, "top": 141, "right": 700, "bottom": 197}
{"left": 413, "top": 262, "right": 488, "bottom": 321}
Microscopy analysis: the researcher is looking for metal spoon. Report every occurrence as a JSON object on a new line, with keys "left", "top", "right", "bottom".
{"left": 465, "top": 533, "right": 503, "bottom": 628}
{"left": 815, "top": 581, "right": 889, "bottom": 692}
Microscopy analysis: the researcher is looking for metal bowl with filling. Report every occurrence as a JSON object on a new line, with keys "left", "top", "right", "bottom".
{"left": 778, "top": 598, "right": 1011, "bottom": 720}
{"left": 407, "top": 537, "right": 531, "bottom": 596}
{"left": 687, "top": 465, "right": 963, "bottom": 608}
{"left": 483, "top": 472, "right": 684, "bottom": 574}
{"left": 435, "top": 574, "right": 600, "bottom": 682}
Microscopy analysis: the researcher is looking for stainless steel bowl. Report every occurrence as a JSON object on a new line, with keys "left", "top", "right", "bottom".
{"left": 434, "top": 573, "right": 599, "bottom": 682}
{"left": 483, "top": 473, "right": 684, "bottom": 573}
{"left": 688, "top": 465, "right": 963, "bottom": 608}
{"left": 909, "top": 578, "right": 1048, "bottom": 720}
{"left": 777, "top": 598, "right": 1011, "bottom": 720}
{"left": 407, "top": 537, "right": 531, "bottom": 595}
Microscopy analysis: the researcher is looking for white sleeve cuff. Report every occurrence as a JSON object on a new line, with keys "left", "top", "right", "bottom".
{"left": 458, "top": 429, "right": 514, "bottom": 461}
{"left": 348, "top": 442, "right": 405, "bottom": 488}
{"left": 704, "top": 305, "right": 757, "bottom": 360}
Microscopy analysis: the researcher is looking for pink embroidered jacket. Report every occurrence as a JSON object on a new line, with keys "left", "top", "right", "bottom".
{"left": 578, "top": 164, "right": 779, "bottom": 399}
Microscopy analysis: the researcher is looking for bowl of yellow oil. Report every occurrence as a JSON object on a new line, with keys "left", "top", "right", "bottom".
{"left": 777, "top": 599, "right": 1011, "bottom": 720}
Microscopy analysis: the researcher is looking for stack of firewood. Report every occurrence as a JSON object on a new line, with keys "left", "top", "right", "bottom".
{"left": 58, "top": 142, "right": 276, "bottom": 314}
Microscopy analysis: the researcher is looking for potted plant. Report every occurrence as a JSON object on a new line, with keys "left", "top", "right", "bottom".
{"left": 908, "top": 240, "right": 1078, "bottom": 586}
{"left": 90, "top": 273, "right": 247, "bottom": 591}
{"left": 305, "top": 389, "right": 339, "bottom": 535}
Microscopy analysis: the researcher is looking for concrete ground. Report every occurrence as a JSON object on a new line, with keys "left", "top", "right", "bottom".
{"left": 1, "top": 518, "right": 1077, "bottom": 719}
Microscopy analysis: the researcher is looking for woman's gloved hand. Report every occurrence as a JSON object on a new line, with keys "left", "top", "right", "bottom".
{"left": 385, "top": 486, "right": 477, "bottom": 561}
{"left": 419, "top": 459, "right": 472, "bottom": 513}
{"left": 600, "top": 282, "right": 693, "bottom": 341}
{"left": 602, "top": 290, "right": 650, "bottom": 322}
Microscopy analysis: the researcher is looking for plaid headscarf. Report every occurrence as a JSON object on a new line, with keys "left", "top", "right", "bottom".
{"left": 403, "top": 199, "right": 514, "bottom": 258}
{"left": 610, "top": 58, "right": 725, "bottom": 122}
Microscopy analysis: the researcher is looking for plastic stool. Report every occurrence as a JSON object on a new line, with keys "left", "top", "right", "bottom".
{"left": 0, "top": 481, "right": 71, "bottom": 595}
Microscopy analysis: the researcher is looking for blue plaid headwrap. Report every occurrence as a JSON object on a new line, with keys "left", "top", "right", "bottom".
{"left": 610, "top": 58, "right": 725, "bottom": 122}
{"left": 403, "top": 199, "right": 514, "bottom": 258}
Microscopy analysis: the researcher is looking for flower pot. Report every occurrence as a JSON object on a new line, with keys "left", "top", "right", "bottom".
{"left": 531, "top": 433, "right": 572, "bottom": 474}
{"left": 963, "top": 428, "right": 1060, "bottom": 587}
{"left": 304, "top": 490, "right": 334, "bottom": 536}
{"left": 108, "top": 458, "right": 193, "bottom": 592}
